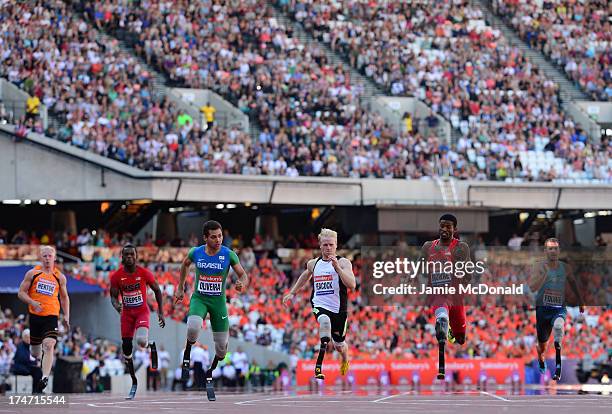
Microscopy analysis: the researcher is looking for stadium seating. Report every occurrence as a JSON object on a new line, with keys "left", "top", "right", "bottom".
{"left": 0, "top": 1, "right": 609, "bottom": 181}
{"left": 279, "top": 0, "right": 611, "bottom": 182}
{"left": 491, "top": 0, "right": 611, "bottom": 101}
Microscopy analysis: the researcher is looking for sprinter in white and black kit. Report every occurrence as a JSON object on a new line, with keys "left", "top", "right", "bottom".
{"left": 283, "top": 228, "right": 356, "bottom": 380}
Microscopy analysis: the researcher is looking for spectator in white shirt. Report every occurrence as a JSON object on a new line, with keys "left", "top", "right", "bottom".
{"left": 231, "top": 347, "right": 249, "bottom": 388}
{"left": 158, "top": 345, "right": 170, "bottom": 390}
{"left": 221, "top": 363, "right": 236, "bottom": 388}
{"left": 507, "top": 233, "right": 524, "bottom": 251}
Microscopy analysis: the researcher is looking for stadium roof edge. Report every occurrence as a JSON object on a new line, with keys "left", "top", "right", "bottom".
{"left": 1, "top": 126, "right": 611, "bottom": 209}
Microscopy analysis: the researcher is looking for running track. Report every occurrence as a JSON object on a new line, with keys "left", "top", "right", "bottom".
{"left": 2, "top": 388, "right": 611, "bottom": 414}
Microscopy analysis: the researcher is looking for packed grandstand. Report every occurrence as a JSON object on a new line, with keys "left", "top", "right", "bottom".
{"left": 1, "top": 0, "right": 609, "bottom": 180}
{"left": 0, "top": 0, "right": 611, "bottom": 400}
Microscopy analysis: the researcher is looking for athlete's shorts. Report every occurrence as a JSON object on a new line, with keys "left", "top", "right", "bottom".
{"left": 432, "top": 305, "right": 467, "bottom": 337}
{"left": 536, "top": 306, "right": 567, "bottom": 343}
{"left": 121, "top": 308, "right": 150, "bottom": 338}
{"left": 188, "top": 293, "right": 228, "bottom": 332}
{"left": 29, "top": 314, "right": 58, "bottom": 345}
{"left": 312, "top": 307, "right": 348, "bottom": 343}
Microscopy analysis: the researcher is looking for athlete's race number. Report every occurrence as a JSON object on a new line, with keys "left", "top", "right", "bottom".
{"left": 431, "top": 273, "right": 452, "bottom": 285}
{"left": 123, "top": 291, "right": 144, "bottom": 307}
{"left": 543, "top": 289, "right": 563, "bottom": 306}
{"left": 198, "top": 276, "right": 223, "bottom": 296}
{"left": 35, "top": 279, "right": 56, "bottom": 296}
{"left": 314, "top": 274, "right": 334, "bottom": 296}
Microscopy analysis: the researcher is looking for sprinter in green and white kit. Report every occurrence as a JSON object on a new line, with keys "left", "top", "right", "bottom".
{"left": 174, "top": 220, "right": 249, "bottom": 401}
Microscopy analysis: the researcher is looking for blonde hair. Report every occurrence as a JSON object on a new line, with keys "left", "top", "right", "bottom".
{"left": 39, "top": 246, "right": 56, "bottom": 256}
{"left": 318, "top": 228, "right": 337, "bottom": 242}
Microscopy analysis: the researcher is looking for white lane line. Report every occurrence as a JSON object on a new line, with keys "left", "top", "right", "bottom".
{"left": 235, "top": 394, "right": 306, "bottom": 405}
{"left": 372, "top": 391, "right": 413, "bottom": 403}
{"left": 480, "top": 391, "right": 511, "bottom": 402}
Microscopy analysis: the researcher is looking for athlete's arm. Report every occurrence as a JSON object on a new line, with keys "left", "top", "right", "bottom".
{"left": 282, "top": 260, "right": 314, "bottom": 306}
{"left": 528, "top": 261, "right": 547, "bottom": 292}
{"left": 109, "top": 271, "right": 122, "bottom": 314}
{"left": 330, "top": 256, "right": 356, "bottom": 290}
{"left": 565, "top": 263, "right": 585, "bottom": 313}
{"left": 148, "top": 277, "right": 166, "bottom": 328}
{"left": 17, "top": 270, "right": 42, "bottom": 313}
{"left": 58, "top": 273, "right": 71, "bottom": 331}
{"left": 417, "top": 241, "right": 433, "bottom": 284}
{"left": 174, "top": 254, "right": 192, "bottom": 304}
{"left": 453, "top": 241, "right": 472, "bottom": 283}
{"left": 110, "top": 285, "right": 122, "bottom": 314}
{"left": 231, "top": 262, "right": 249, "bottom": 293}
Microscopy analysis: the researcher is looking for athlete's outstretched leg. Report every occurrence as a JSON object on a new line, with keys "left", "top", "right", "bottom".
{"left": 552, "top": 317, "right": 564, "bottom": 381}
{"left": 315, "top": 314, "right": 331, "bottom": 379}
{"left": 30, "top": 344, "right": 42, "bottom": 360}
{"left": 183, "top": 315, "right": 202, "bottom": 381}
{"left": 205, "top": 331, "right": 229, "bottom": 401}
{"left": 123, "top": 337, "right": 138, "bottom": 400}
{"left": 537, "top": 341, "right": 548, "bottom": 375}
{"left": 38, "top": 337, "right": 56, "bottom": 392}
{"left": 435, "top": 307, "right": 449, "bottom": 380}
{"left": 206, "top": 331, "right": 229, "bottom": 376}
{"left": 535, "top": 309, "right": 552, "bottom": 375}
{"left": 449, "top": 305, "right": 467, "bottom": 345}
{"left": 135, "top": 327, "right": 157, "bottom": 370}
{"left": 334, "top": 340, "right": 350, "bottom": 375}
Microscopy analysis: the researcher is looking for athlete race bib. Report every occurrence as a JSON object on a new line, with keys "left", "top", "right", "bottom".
{"left": 314, "top": 274, "right": 334, "bottom": 296}
{"left": 543, "top": 289, "right": 563, "bottom": 306}
{"left": 198, "top": 275, "right": 223, "bottom": 296}
{"left": 35, "top": 279, "right": 56, "bottom": 296}
{"left": 431, "top": 272, "right": 452, "bottom": 286}
{"left": 123, "top": 291, "right": 144, "bottom": 307}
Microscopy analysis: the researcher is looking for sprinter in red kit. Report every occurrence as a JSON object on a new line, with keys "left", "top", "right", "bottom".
{"left": 110, "top": 244, "right": 165, "bottom": 399}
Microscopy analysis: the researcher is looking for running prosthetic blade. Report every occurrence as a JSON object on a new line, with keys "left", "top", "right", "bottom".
{"left": 150, "top": 342, "right": 158, "bottom": 371}
{"left": 552, "top": 363, "right": 562, "bottom": 381}
{"left": 126, "top": 381, "right": 137, "bottom": 400}
{"left": 315, "top": 365, "right": 325, "bottom": 380}
{"left": 552, "top": 343, "right": 562, "bottom": 381}
{"left": 437, "top": 343, "right": 445, "bottom": 380}
{"left": 181, "top": 359, "right": 190, "bottom": 381}
{"left": 205, "top": 377, "right": 216, "bottom": 401}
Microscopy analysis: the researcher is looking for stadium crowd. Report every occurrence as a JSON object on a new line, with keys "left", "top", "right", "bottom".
{"left": 280, "top": 0, "right": 612, "bottom": 181}
{"left": 0, "top": 1, "right": 609, "bottom": 181}
{"left": 491, "top": 0, "right": 611, "bottom": 101}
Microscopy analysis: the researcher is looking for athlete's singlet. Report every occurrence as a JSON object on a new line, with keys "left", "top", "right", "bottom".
{"left": 110, "top": 266, "right": 155, "bottom": 312}
{"left": 189, "top": 245, "right": 238, "bottom": 302}
{"left": 28, "top": 266, "right": 61, "bottom": 317}
{"left": 536, "top": 262, "right": 567, "bottom": 308}
{"left": 310, "top": 257, "right": 347, "bottom": 314}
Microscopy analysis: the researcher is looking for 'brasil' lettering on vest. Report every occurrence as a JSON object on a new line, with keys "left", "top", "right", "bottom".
{"left": 197, "top": 262, "right": 223, "bottom": 270}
